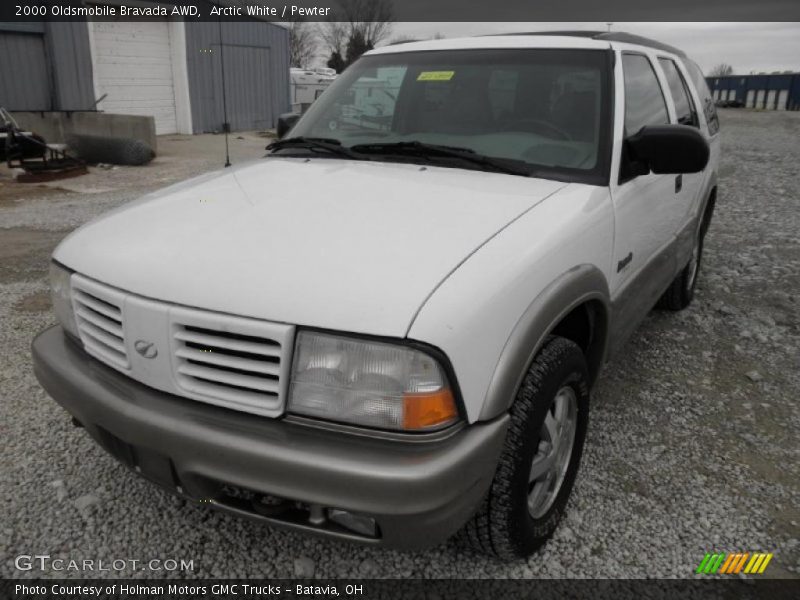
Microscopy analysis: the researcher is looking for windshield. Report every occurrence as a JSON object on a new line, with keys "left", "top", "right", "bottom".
{"left": 281, "top": 48, "right": 612, "bottom": 184}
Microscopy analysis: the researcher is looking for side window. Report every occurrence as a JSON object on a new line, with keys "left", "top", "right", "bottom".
{"left": 684, "top": 59, "right": 720, "bottom": 135}
{"left": 658, "top": 58, "right": 698, "bottom": 128}
{"left": 622, "top": 53, "right": 669, "bottom": 136}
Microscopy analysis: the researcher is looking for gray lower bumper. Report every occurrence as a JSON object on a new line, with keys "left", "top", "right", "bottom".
{"left": 32, "top": 326, "right": 508, "bottom": 549}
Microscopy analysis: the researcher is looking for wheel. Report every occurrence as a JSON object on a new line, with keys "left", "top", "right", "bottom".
{"left": 658, "top": 220, "right": 705, "bottom": 311}
{"left": 458, "top": 336, "right": 590, "bottom": 558}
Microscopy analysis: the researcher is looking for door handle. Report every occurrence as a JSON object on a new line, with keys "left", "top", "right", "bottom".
{"left": 675, "top": 174, "right": 683, "bottom": 193}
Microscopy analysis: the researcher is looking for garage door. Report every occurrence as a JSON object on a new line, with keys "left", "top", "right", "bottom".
{"left": 0, "top": 31, "right": 51, "bottom": 111}
{"left": 766, "top": 90, "right": 777, "bottom": 110}
{"left": 777, "top": 89, "right": 789, "bottom": 110}
{"left": 218, "top": 44, "right": 273, "bottom": 131}
{"left": 92, "top": 21, "right": 177, "bottom": 134}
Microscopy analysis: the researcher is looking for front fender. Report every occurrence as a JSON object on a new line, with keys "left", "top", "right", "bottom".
{"left": 407, "top": 184, "right": 615, "bottom": 423}
{"left": 478, "top": 264, "right": 610, "bottom": 421}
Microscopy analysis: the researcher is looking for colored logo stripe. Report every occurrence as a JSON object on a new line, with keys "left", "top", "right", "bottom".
{"left": 744, "top": 553, "right": 773, "bottom": 574}
{"left": 697, "top": 552, "right": 773, "bottom": 574}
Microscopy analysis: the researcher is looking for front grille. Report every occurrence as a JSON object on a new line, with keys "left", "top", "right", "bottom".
{"left": 169, "top": 306, "right": 294, "bottom": 417}
{"left": 68, "top": 275, "right": 294, "bottom": 418}
{"left": 173, "top": 325, "right": 283, "bottom": 409}
{"left": 72, "top": 280, "right": 129, "bottom": 370}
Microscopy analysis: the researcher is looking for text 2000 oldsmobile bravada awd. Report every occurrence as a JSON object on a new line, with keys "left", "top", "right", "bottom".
{"left": 33, "top": 32, "right": 719, "bottom": 558}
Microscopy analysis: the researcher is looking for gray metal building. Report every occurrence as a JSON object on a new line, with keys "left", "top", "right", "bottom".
{"left": 706, "top": 73, "right": 800, "bottom": 111}
{"left": 0, "top": 16, "right": 290, "bottom": 134}
{"left": 0, "top": 22, "right": 95, "bottom": 112}
{"left": 186, "top": 22, "right": 291, "bottom": 133}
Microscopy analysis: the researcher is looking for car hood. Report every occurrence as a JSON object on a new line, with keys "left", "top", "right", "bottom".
{"left": 55, "top": 158, "right": 565, "bottom": 337}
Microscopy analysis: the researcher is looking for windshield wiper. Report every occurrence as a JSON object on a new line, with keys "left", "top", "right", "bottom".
{"left": 267, "top": 137, "right": 363, "bottom": 160}
{"left": 349, "top": 141, "right": 531, "bottom": 177}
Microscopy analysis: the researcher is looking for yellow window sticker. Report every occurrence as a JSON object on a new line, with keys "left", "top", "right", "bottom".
{"left": 417, "top": 71, "right": 455, "bottom": 81}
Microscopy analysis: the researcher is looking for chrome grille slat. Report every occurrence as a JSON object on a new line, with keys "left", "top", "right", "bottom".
{"left": 179, "top": 380, "right": 281, "bottom": 410}
{"left": 83, "top": 337, "right": 127, "bottom": 365}
{"left": 177, "top": 363, "right": 280, "bottom": 394}
{"left": 73, "top": 290, "right": 122, "bottom": 322}
{"left": 78, "top": 320, "right": 127, "bottom": 355}
{"left": 174, "top": 330, "right": 282, "bottom": 358}
{"left": 72, "top": 281, "right": 129, "bottom": 370}
{"left": 75, "top": 307, "right": 124, "bottom": 338}
{"left": 175, "top": 347, "right": 281, "bottom": 377}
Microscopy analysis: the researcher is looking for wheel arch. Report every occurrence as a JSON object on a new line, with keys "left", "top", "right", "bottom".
{"left": 478, "top": 264, "right": 610, "bottom": 421}
{"left": 701, "top": 185, "right": 717, "bottom": 237}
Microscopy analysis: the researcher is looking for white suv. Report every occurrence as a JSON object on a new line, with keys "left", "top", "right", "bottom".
{"left": 34, "top": 32, "right": 719, "bottom": 558}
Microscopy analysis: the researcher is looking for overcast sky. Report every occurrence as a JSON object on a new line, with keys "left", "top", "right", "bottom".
{"left": 386, "top": 22, "right": 800, "bottom": 74}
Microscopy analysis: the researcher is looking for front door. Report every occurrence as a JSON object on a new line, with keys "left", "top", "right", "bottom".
{"left": 608, "top": 52, "right": 680, "bottom": 349}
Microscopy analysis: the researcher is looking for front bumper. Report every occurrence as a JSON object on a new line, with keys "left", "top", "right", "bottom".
{"left": 32, "top": 326, "right": 508, "bottom": 549}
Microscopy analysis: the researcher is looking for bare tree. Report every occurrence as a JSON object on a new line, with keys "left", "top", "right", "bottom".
{"left": 287, "top": 20, "right": 317, "bottom": 68}
{"left": 318, "top": 20, "right": 348, "bottom": 58}
{"left": 318, "top": 0, "right": 394, "bottom": 71}
{"left": 709, "top": 63, "right": 734, "bottom": 77}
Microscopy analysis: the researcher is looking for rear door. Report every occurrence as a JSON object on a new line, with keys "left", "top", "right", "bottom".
{"left": 656, "top": 56, "right": 704, "bottom": 234}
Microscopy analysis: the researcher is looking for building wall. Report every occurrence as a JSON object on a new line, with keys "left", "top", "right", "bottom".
{"left": 0, "top": 23, "right": 94, "bottom": 112}
{"left": 184, "top": 20, "right": 290, "bottom": 132}
{"left": 47, "top": 22, "right": 96, "bottom": 110}
{"left": 707, "top": 73, "right": 800, "bottom": 110}
{"left": 3, "top": 18, "right": 290, "bottom": 132}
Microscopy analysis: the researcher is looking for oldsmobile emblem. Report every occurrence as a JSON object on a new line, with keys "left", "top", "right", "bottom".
{"left": 134, "top": 340, "right": 158, "bottom": 359}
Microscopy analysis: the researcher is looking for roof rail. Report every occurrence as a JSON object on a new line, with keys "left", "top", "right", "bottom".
{"left": 491, "top": 30, "right": 686, "bottom": 57}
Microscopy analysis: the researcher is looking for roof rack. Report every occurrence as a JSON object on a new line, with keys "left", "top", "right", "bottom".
{"left": 492, "top": 31, "right": 686, "bottom": 57}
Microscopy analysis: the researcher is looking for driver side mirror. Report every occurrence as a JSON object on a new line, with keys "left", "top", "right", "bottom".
{"left": 626, "top": 124, "right": 710, "bottom": 175}
{"left": 277, "top": 113, "right": 300, "bottom": 139}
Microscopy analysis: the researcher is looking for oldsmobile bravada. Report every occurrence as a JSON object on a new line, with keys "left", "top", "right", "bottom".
{"left": 34, "top": 32, "right": 718, "bottom": 558}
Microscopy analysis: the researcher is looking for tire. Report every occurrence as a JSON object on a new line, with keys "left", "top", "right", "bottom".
{"left": 657, "top": 215, "right": 707, "bottom": 311}
{"left": 457, "top": 336, "right": 590, "bottom": 559}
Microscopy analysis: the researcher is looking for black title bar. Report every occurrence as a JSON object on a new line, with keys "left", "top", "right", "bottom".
{"left": 2, "top": 0, "right": 800, "bottom": 22}
{"left": 2, "top": 579, "right": 800, "bottom": 600}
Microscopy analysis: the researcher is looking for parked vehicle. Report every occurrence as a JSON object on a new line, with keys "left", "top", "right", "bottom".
{"left": 33, "top": 32, "right": 719, "bottom": 559}
{"left": 715, "top": 99, "right": 744, "bottom": 108}
{"left": 290, "top": 67, "right": 336, "bottom": 111}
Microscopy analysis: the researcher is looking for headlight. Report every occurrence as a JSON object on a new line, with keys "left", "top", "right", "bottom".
{"left": 288, "top": 331, "right": 459, "bottom": 432}
{"left": 49, "top": 262, "right": 79, "bottom": 339}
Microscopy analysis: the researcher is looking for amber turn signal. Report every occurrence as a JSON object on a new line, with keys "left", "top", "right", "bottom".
{"left": 403, "top": 389, "right": 458, "bottom": 430}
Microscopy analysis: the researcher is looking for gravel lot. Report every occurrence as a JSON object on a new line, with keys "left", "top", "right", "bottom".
{"left": 2, "top": 111, "right": 798, "bottom": 579}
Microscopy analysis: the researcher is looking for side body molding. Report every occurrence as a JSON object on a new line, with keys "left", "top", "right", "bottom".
{"left": 478, "top": 264, "right": 610, "bottom": 421}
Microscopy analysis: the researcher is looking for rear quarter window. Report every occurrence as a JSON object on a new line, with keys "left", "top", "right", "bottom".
{"left": 658, "top": 58, "right": 699, "bottom": 128}
{"left": 684, "top": 59, "right": 720, "bottom": 135}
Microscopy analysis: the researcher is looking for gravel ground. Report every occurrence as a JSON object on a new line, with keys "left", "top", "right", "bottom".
{"left": 1, "top": 111, "right": 798, "bottom": 579}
